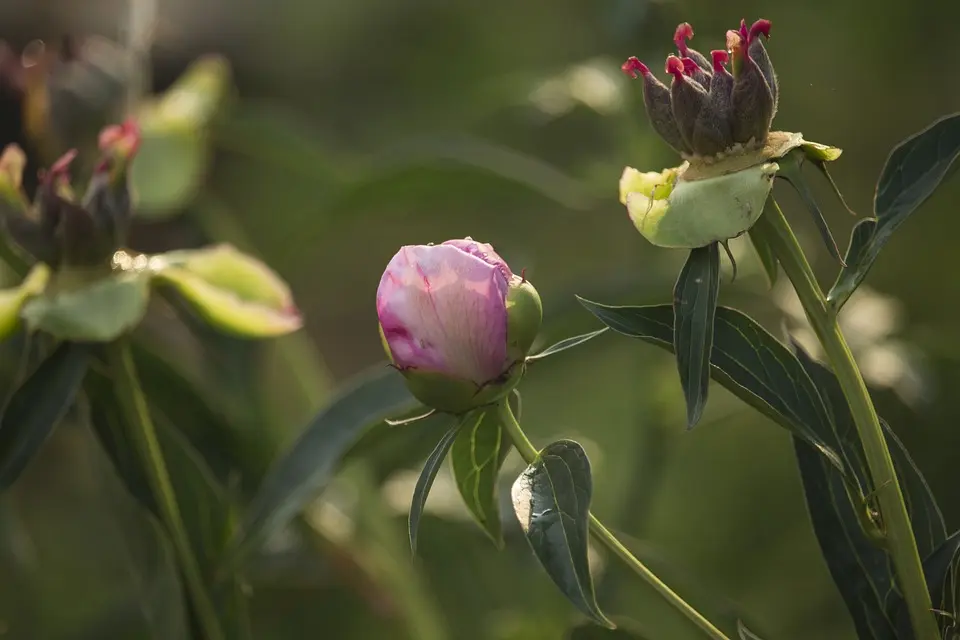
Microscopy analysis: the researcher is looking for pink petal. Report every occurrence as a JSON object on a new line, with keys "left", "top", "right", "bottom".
{"left": 377, "top": 243, "right": 510, "bottom": 385}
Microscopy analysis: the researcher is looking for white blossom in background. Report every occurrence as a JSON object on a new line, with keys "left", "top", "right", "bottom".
{"left": 773, "top": 281, "right": 932, "bottom": 406}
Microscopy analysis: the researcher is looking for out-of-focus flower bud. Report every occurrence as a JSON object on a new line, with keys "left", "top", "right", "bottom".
{"left": 377, "top": 238, "right": 542, "bottom": 414}
{"left": 0, "top": 120, "right": 141, "bottom": 271}
{"left": 152, "top": 244, "right": 303, "bottom": 338}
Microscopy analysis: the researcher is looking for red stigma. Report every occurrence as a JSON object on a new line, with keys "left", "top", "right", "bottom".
{"left": 749, "top": 19, "right": 772, "bottom": 41}
{"left": 665, "top": 55, "right": 685, "bottom": 79}
{"left": 680, "top": 57, "right": 700, "bottom": 76}
{"left": 739, "top": 19, "right": 749, "bottom": 42}
{"left": 520, "top": 268, "right": 527, "bottom": 284}
{"left": 710, "top": 50, "right": 729, "bottom": 73}
{"left": 621, "top": 57, "right": 649, "bottom": 78}
{"left": 673, "top": 22, "right": 694, "bottom": 55}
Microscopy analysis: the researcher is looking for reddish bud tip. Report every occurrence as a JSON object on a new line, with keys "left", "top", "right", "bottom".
{"left": 673, "top": 22, "right": 695, "bottom": 54}
{"left": 46, "top": 149, "right": 78, "bottom": 181}
{"left": 749, "top": 19, "right": 772, "bottom": 41}
{"left": 621, "top": 57, "right": 650, "bottom": 78}
{"left": 666, "top": 55, "right": 685, "bottom": 78}
{"left": 98, "top": 118, "right": 142, "bottom": 157}
{"left": 710, "top": 50, "right": 729, "bottom": 73}
{"left": 681, "top": 58, "right": 701, "bottom": 77}
{"left": 726, "top": 30, "right": 743, "bottom": 52}
{"left": 739, "top": 19, "right": 749, "bottom": 42}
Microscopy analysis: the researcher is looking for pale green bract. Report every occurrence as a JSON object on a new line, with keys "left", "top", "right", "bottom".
{"left": 619, "top": 131, "right": 843, "bottom": 249}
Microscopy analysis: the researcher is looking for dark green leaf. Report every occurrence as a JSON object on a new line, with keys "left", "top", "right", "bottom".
{"left": 410, "top": 419, "right": 462, "bottom": 555}
{"left": 511, "top": 439, "right": 614, "bottom": 629}
{"left": 576, "top": 300, "right": 842, "bottom": 470}
{"left": 450, "top": 408, "right": 509, "bottom": 547}
{"left": 224, "top": 364, "right": 421, "bottom": 570}
{"left": 827, "top": 219, "right": 878, "bottom": 310}
{"left": 776, "top": 151, "right": 845, "bottom": 264}
{"left": 527, "top": 328, "right": 609, "bottom": 363}
{"left": 828, "top": 113, "right": 960, "bottom": 310}
{"left": 0, "top": 341, "right": 91, "bottom": 490}
{"left": 793, "top": 436, "right": 897, "bottom": 639}
{"left": 673, "top": 244, "right": 721, "bottom": 429}
{"left": 891, "top": 530, "right": 960, "bottom": 638}
{"left": 746, "top": 227, "right": 778, "bottom": 288}
{"left": 791, "top": 341, "right": 947, "bottom": 558}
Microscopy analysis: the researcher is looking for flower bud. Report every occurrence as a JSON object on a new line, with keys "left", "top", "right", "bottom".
{"left": 377, "top": 238, "right": 541, "bottom": 414}
{"left": 622, "top": 58, "right": 691, "bottom": 155}
{"left": 666, "top": 55, "right": 708, "bottom": 153}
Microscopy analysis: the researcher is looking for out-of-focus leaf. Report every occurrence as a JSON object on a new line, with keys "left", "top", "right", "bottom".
{"left": 736, "top": 620, "right": 764, "bottom": 640}
{"left": 511, "top": 439, "right": 614, "bottom": 629}
{"left": 0, "top": 341, "right": 91, "bottom": 489}
{"left": 526, "top": 328, "right": 609, "bottom": 363}
{"left": 20, "top": 272, "right": 150, "bottom": 342}
{"left": 85, "top": 366, "right": 251, "bottom": 638}
{"left": 828, "top": 113, "right": 960, "bottom": 310}
{"left": 154, "top": 244, "right": 302, "bottom": 338}
{"left": 410, "top": 420, "right": 462, "bottom": 555}
{"left": 0, "top": 264, "right": 49, "bottom": 341}
{"left": 746, "top": 227, "right": 778, "bottom": 289}
{"left": 577, "top": 300, "right": 842, "bottom": 470}
{"left": 224, "top": 365, "right": 420, "bottom": 570}
{"left": 132, "top": 55, "right": 232, "bottom": 218}
{"left": 566, "top": 622, "right": 652, "bottom": 639}
{"left": 792, "top": 436, "right": 897, "bottom": 640}
{"left": 672, "top": 244, "right": 720, "bottom": 429}
{"left": 450, "top": 408, "right": 509, "bottom": 547}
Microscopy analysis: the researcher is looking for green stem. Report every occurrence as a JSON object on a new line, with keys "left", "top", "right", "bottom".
{"left": 754, "top": 199, "right": 938, "bottom": 640}
{"left": 107, "top": 340, "right": 224, "bottom": 640}
{"left": 497, "top": 399, "right": 729, "bottom": 640}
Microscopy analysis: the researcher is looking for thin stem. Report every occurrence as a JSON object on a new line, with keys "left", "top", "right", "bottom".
{"left": 754, "top": 199, "right": 939, "bottom": 640}
{"left": 496, "top": 399, "right": 730, "bottom": 640}
{"left": 107, "top": 340, "right": 224, "bottom": 640}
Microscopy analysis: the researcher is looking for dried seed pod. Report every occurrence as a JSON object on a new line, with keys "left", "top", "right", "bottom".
{"left": 727, "top": 31, "right": 774, "bottom": 145}
{"left": 692, "top": 51, "right": 735, "bottom": 157}
{"left": 673, "top": 23, "right": 711, "bottom": 73}
{"left": 622, "top": 57, "right": 691, "bottom": 154}
{"left": 747, "top": 19, "right": 778, "bottom": 115}
{"left": 666, "top": 55, "right": 708, "bottom": 154}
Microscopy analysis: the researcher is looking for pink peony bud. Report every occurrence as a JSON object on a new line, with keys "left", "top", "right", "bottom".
{"left": 377, "top": 238, "right": 541, "bottom": 413}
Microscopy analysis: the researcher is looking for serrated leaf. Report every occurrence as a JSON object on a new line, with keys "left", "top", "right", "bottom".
{"left": 526, "top": 328, "right": 609, "bottom": 363}
{"left": 20, "top": 273, "right": 150, "bottom": 342}
{"left": 409, "top": 420, "right": 462, "bottom": 555}
{"left": 450, "top": 408, "right": 509, "bottom": 546}
{"left": 511, "top": 439, "right": 614, "bottom": 629}
{"left": 792, "top": 436, "right": 898, "bottom": 639}
{"left": 223, "top": 365, "right": 421, "bottom": 570}
{"left": 673, "top": 244, "right": 721, "bottom": 429}
{"left": 0, "top": 341, "right": 91, "bottom": 490}
{"left": 746, "top": 227, "right": 778, "bottom": 288}
{"left": 828, "top": 113, "right": 960, "bottom": 310}
{"left": 576, "top": 300, "right": 842, "bottom": 471}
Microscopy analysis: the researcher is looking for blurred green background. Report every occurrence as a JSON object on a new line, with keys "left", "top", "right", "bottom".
{"left": 0, "top": 0, "right": 959, "bottom": 638}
